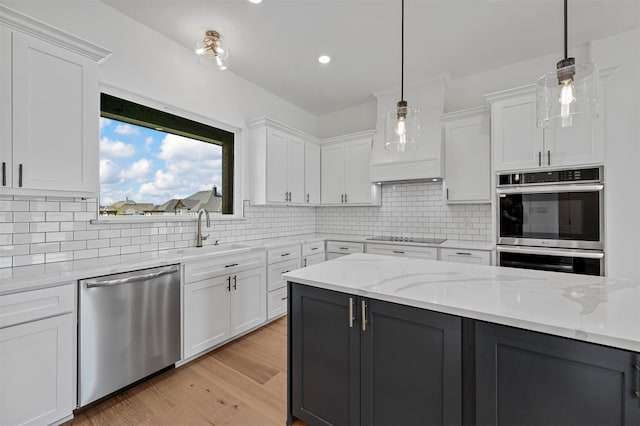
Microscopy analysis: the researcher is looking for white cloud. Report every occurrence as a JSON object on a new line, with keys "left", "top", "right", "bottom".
{"left": 100, "top": 137, "right": 136, "bottom": 158}
{"left": 158, "top": 134, "right": 222, "bottom": 162}
{"left": 144, "top": 136, "right": 154, "bottom": 152}
{"left": 119, "top": 158, "right": 153, "bottom": 182}
{"left": 99, "top": 117, "right": 112, "bottom": 130}
{"left": 114, "top": 123, "right": 140, "bottom": 136}
{"left": 99, "top": 159, "right": 120, "bottom": 184}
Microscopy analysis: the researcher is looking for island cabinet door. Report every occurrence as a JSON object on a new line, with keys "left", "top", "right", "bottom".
{"left": 475, "top": 322, "right": 640, "bottom": 426}
{"left": 290, "top": 283, "right": 361, "bottom": 426}
{"left": 360, "top": 299, "right": 462, "bottom": 426}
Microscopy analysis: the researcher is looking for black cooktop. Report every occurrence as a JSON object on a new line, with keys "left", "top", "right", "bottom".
{"left": 367, "top": 236, "right": 447, "bottom": 244}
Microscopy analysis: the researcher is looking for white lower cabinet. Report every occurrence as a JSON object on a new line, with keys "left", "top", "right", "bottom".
{"left": 440, "top": 248, "right": 491, "bottom": 265}
{"left": 303, "top": 252, "right": 325, "bottom": 267}
{"left": 183, "top": 252, "right": 266, "bottom": 360}
{"left": 366, "top": 243, "right": 438, "bottom": 260}
{"left": 266, "top": 244, "right": 301, "bottom": 320}
{"left": 0, "top": 285, "right": 74, "bottom": 426}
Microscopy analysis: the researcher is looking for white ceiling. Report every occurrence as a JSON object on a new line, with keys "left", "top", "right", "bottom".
{"left": 102, "top": 0, "right": 640, "bottom": 116}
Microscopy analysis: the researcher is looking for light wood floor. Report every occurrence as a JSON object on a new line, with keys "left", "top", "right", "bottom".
{"left": 67, "top": 317, "right": 302, "bottom": 426}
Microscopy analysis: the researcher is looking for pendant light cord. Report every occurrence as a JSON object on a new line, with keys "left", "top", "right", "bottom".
{"left": 401, "top": 0, "right": 404, "bottom": 102}
{"left": 564, "top": 0, "right": 568, "bottom": 59}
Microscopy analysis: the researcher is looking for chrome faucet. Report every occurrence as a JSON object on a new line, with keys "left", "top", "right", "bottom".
{"left": 196, "top": 208, "right": 210, "bottom": 247}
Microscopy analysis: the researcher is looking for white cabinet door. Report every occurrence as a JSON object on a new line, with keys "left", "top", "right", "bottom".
{"left": 492, "top": 94, "right": 543, "bottom": 171}
{"left": 321, "top": 143, "right": 345, "bottom": 203}
{"left": 287, "top": 136, "right": 305, "bottom": 203}
{"left": 303, "top": 252, "right": 325, "bottom": 267}
{"left": 266, "top": 128, "right": 289, "bottom": 203}
{"left": 0, "top": 313, "right": 74, "bottom": 426}
{"left": 344, "top": 138, "right": 372, "bottom": 204}
{"left": 230, "top": 267, "right": 266, "bottom": 337}
{"left": 0, "top": 27, "right": 11, "bottom": 189}
{"left": 444, "top": 113, "right": 491, "bottom": 203}
{"left": 11, "top": 31, "right": 98, "bottom": 194}
{"left": 440, "top": 248, "right": 491, "bottom": 265}
{"left": 543, "top": 122, "right": 602, "bottom": 168}
{"left": 183, "top": 276, "right": 231, "bottom": 359}
{"left": 304, "top": 141, "right": 321, "bottom": 204}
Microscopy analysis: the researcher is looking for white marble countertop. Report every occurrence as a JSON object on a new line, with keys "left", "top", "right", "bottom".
{"left": 0, "top": 233, "right": 493, "bottom": 296}
{"left": 284, "top": 253, "right": 640, "bottom": 353}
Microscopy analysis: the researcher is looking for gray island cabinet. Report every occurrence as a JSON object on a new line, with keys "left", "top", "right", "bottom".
{"left": 284, "top": 254, "right": 640, "bottom": 426}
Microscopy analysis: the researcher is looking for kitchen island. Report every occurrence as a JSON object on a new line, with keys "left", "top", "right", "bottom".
{"left": 284, "top": 254, "right": 640, "bottom": 426}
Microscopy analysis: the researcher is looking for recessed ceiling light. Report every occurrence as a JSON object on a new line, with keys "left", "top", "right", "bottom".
{"left": 248, "top": 0, "right": 262, "bottom": 3}
{"left": 318, "top": 55, "right": 331, "bottom": 64}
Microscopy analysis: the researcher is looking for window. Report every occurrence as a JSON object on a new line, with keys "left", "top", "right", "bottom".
{"left": 99, "top": 93, "right": 234, "bottom": 217}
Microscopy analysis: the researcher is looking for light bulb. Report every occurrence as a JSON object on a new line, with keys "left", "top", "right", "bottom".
{"left": 559, "top": 79, "right": 576, "bottom": 127}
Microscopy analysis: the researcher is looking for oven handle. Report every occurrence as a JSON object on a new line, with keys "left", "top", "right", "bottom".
{"left": 497, "top": 183, "right": 603, "bottom": 195}
{"left": 497, "top": 245, "right": 604, "bottom": 259}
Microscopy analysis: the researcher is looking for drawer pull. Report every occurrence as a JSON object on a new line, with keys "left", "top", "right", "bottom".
{"left": 349, "top": 297, "right": 354, "bottom": 328}
{"left": 392, "top": 250, "right": 405, "bottom": 254}
{"left": 310, "top": 247, "right": 319, "bottom": 251}
{"left": 339, "top": 247, "right": 349, "bottom": 250}
{"left": 1, "top": 162, "right": 5, "bottom": 186}
{"left": 456, "top": 252, "right": 472, "bottom": 256}
{"left": 361, "top": 299, "right": 367, "bottom": 332}
{"left": 18, "top": 164, "right": 23, "bottom": 187}
{"left": 281, "top": 296, "right": 288, "bottom": 301}
{"left": 281, "top": 252, "right": 290, "bottom": 257}
{"left": 225, "top": 263, "right": 239, "bottom": 268}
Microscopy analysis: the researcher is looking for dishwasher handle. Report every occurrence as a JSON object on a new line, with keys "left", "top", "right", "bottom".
{"left": 84, "top": 265, "right": 179, "bottom": 288}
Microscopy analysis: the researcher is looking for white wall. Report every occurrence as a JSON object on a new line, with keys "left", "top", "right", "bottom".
{"left": 591, "top": 29, "right": 640, "bottom": 280}
{"left": 315, "top": 100, "right": 377, "bottom": 139}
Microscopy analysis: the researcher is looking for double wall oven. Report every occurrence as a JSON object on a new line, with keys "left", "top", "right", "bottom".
{"left": 496, "top": 167, "right": 604, "bottom": 276}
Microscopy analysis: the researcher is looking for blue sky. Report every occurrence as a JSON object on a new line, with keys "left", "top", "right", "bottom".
{"left": 99, "top": 117, "right": 223, "bottom": 206}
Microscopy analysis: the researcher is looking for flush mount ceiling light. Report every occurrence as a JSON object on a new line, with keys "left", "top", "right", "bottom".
{"left": 318, "top": 55, "right": 331, "bottom": 64}
{"left": 536, "top": 0, "right": 598, "bottom": 128}
{"left": 195, "top": 30, "right": 229, "bottom": 70}
{"left": 385, "top": 0, "right": 419, "bottom": 152}
{"left": 248, "top": 0, "right": 263, "bottom": 3}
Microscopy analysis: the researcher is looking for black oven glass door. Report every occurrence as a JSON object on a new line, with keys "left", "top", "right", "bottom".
{"left": 499, "top": 190, "right": 600, "bottom": 242}
{"left": 499, "top": 250, "right": 602, "bottom": 276}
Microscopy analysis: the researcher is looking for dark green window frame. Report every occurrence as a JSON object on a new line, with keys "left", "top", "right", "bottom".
{"left": 100, "top": 93, "right": 234, "bottom": 214}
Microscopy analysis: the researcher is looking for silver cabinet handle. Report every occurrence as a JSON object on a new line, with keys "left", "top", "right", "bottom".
{"left": 456, "top": 252, "right": 472, "bottom": 256}
{"left": 232, "top": 275, "right": 237, "bottom": 290}
{"left": 225, "top": 263, "right": 239, "bottom": 268}
{"left": 361, "top": 299, "right": 367, "bottom": 331}
{"left": 85, "top": 265, "right": 179, "bottom": 288}
{"left": 538, "top": 151, "right": 542, "bottom": 167}
{"left": 18, "top": 164, "right": 22, "bottom": 187}
{"left": 1, "top": 162, "right": 5, "bottom": 186}
{"left": 392, "top": 250, "right": 405, "bottom": 254}
{"left": 634, "top": 361, "right": 640, "bottom": 399}
{"left": 349, "top": 297, "right": 354, "bottom": 328}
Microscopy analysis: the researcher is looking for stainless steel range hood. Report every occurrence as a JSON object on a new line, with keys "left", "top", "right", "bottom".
{"left": 370, "top": 78, "right": 446, "bottom": 183}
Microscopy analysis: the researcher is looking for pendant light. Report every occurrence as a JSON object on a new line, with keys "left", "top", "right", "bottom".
{"left": 195, "top": 30, "right": 229, "bottom": 71}
{"left": 536, "top": 0, "right": 598, "bottom": 128}
{"left": 385, "top": 0, "right": 420, "bottom": 151}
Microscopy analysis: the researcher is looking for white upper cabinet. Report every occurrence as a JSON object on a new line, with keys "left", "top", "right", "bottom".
{"left": 304, "top": 141, "right": 321, "bottom": 204}
{"left": 486, "top": 85, "right": 604, "bottom": 172}
{"left": 321, "top": 132, "right": 380, "bottom": 205}
{"left": 247, "top": 117, "right": 321, "bottom": 205}
{"left": 0, "top": 7, "right": 110, "bottom": 197}
{"left": 442, "top": 108, "right": 491, "bottom": 203}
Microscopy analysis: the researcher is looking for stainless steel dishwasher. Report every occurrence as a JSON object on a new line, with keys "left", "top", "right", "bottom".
{"left": 78, "top": 264, "right": 181, "bottom": 408}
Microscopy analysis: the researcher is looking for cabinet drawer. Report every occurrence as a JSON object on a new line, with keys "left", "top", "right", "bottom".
{"left": 268, "top": 258, "right": 301, "bottom": 291}
{"left": 303, "top": 252, "right": 325, "bottom": 267}
{"left": 184, "top": 250, "right": 266, "bottom": 284}
{"left": 366, "top": 243, "right": 438, "bottom": 260}
{"left": 267, "top": 244, "right": 301, "bottom": 264}
{"left": 440, "top": 248, "right": 491, "bottom": 265}
{"left": 326, "top": 241, "right": 364, "bottom": 254}
{"left": 0, "top": 284, "right": 74, "bottom": 329}
{"left": 267, "top": 286, "right": 288, "bottom": 320}
{"left": 302, "top": 241, "right": 325, "bottom": 256}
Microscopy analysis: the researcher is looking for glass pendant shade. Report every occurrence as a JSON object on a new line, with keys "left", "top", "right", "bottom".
{"left": 536, "top": 61, "right": 598, "bottom": 128}
{"left": 385, "top": 101, "right": 420, "bottom": 152}
{"left": 195, "top": 30, "right": 229, "bottom": 70}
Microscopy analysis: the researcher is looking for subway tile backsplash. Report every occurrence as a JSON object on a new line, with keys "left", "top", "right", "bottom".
{"left": 316, "top": 182, "right": 492, "bottom": 240}
{"left": 0, "top": 182, "right": 491, "bottom": 269}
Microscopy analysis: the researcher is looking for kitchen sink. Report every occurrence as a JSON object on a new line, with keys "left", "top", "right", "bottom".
{"left": 174, "top": 243, "right": 254, "bottom": 257}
